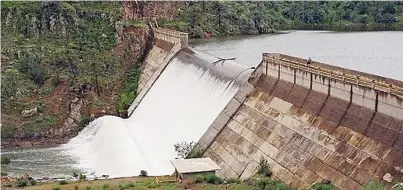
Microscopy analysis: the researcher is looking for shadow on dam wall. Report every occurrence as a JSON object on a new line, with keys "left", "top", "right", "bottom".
{"left": 130, "top": 28, "right": 402, "bottom": 189}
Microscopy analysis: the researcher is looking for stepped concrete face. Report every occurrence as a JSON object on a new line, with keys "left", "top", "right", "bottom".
{"left": 128, "top": 28, "right": 188, "bottom": 116}
{"left": 199, "top": 54, "right": 403, "bottom": 189}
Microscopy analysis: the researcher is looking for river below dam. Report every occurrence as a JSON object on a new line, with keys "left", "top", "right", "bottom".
{"left": 2, "top": 30, "right": 403, "bottom": 178}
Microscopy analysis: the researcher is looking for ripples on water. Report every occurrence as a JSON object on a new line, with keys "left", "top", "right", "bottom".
{"left": 1, "top": 146, "right": 80, "bottom": 178}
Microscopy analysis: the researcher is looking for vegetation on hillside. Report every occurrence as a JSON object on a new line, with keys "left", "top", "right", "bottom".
{"left": 162, "top": 1, "right": 403, "bottom": 37}
{"left": 1, "top": 1, "right": 147, "bottom": 140}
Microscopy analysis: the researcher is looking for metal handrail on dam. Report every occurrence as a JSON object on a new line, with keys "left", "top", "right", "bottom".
{"left": 263, "top": 53, "right": 403, "bottom": 98}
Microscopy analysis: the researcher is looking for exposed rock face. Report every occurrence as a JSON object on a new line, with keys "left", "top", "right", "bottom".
{"left": 31, "top": 16, "right": 39, "bottom": 36}
{"left": 122, "top": 1, "right": 182, "bottom": 21}
{"left": 59, "top": 14, "right": 67, "bottom": 38}
{"left": 21, "top": 107, "right": 38, "bottom": 118}
{"left": 6, "top": 11, "right": 13, "bottom": 26}
{"left": 1, "top": 2, "right": 155, "bottom": 148}
{"left": 49, "top": 15, "right": 57, "bottom": 33}
{"left": 115, "top": 20, "right": 123, "bottom": 43}
{"left": 48, "top": 97, "right": 83, "bottom": 138}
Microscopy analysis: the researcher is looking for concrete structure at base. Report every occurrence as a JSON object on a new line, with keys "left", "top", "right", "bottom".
{"left": 128, "top": 27, "right": 188, "bottom": 116}
{"left": 198, "top": 53, "right": 403, "bottom": 189}
{"left": 171, "top": 158, "right": 221, "bottom": 180}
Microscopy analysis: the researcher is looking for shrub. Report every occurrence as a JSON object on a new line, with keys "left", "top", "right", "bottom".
{"left": 205, "top": 174, "right": 224, "bottom": 184}
{"left": 1, "top": 156, "right": 11, "bottom": 164}
{"left": 174, "top": 141, "right": 203, "bottom": 159}
{"left": 187, "top": 146, "right": 203, "bottom": 159}
{"left": 74, "top": 185, "right": 79, "bottom": 190}
{"left": 19, "top": 52, "right": 47, "bottom": 85}
{"left": 51, "top": 74, "right": 62, "bottom": 87}
{"left": 140, "top": 170, "right": 148, "bottom": 177}
{"left": 17, "top": 180, "right": 28, "bottom": 187}
{"left": 59, "top": 180, "right": 68, "bottom": 185}
{"left": 86, "top": 186, "right": 92, "bottom": 190}
{"left": 30, "top": 180, "right": 38, "bottom": 185}
{"left": 363, "top": 180, "right": 385, "bottom": 190}
{"left": 29, "top": 63, "right": 46, "bottom": 85}
{"left": 72, "top": 171, "right": 79, "bottom": 178}
{"left": 145, "top": 183, "right": 162, "bottom": 188}
{"left": 53, "top": 187, "right": 61, "bottom": 190}
{"left": 253, "top": 178, "right": 292, "bottom": 190}
{"left": 257, "top": 156, "right": 272, "bottom": 177}
{"left": 195, "top": 174, "right": 223, "bottom": 184}
{"left": 195, "top": 175, "right": 206, "bottom": 183}
{"left": 1, "top": 172, "right": 8, "bottom": 176}
{"left": 79, "top": 173, "right": 87, "bottom": 181}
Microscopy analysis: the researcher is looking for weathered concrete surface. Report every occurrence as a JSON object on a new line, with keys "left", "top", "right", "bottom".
{"left": 128, "top": 28, "right": 188, "bottom": 116}
{"left": 200, "top": 54, "right": 403, "bottom": 189}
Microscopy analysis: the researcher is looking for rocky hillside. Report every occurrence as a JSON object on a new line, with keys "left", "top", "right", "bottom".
{"left": 0, "top": 2, "right": 153, "bottom": 147}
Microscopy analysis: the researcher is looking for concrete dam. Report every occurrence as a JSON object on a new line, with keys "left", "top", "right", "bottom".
{"left": 63, "top": 28, "right": 402, "bottom": 189}
{"left": 62, "top": 28, "right": 253, "bottom": 177}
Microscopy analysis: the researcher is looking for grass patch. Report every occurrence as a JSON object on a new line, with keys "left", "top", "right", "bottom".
{"left": 118, "top": 182, "right": 134, "bottom": 189}
{"left": 253, "top": 178, "right": 292, "bottom": 190}
{"left": 102, "top": 183, "right": 110, "bottom": 189}
{"left": 363, "top": 180, "right": 385, "bottom": 190}
{"left": 226, "top": 178, "right": 241, "bottom": 184}
{"left": 22, "top": 115, "right": 57, "bottom": 134}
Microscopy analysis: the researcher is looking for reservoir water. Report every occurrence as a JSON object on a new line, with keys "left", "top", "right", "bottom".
{"left": 2, "top": 31, "right": 403, "bottom": 178}
{"left": 193, "top": 30, "right": 403, "bottom": 81}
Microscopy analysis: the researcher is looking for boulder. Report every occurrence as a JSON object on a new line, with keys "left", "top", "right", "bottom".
{"left": 21, "top": 107, "right": 38, "bottom": 117}
{"left": 71, "top": 97, "right": 80, "bottom": 103}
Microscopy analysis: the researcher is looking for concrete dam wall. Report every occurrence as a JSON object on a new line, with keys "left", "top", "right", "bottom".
{"left": 122, "top": 27, "right": 402, "bottom": 188}
{"left": 128, "top": 27, "right": 188, "bottom": 116}
{"left": 199, "top": 54, "right": 403, "bottom": 189}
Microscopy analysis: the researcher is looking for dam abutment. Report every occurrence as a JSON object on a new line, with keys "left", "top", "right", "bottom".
{"left": 128, "top": 28, "right": 188, "bottom": 116}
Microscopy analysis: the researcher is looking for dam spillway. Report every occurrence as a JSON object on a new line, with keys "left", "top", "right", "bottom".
{"left": 61, "top": 48, "right": 253, "bottom": 177}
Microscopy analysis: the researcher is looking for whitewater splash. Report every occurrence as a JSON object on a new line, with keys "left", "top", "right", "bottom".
{"left": 62, "top": 49, "right": 252, "bottom": 177}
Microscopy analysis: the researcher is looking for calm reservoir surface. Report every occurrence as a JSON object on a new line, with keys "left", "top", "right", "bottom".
{"left": 193, "top": 30, "right": 403, "bottom": 81}
{"left": 2, "top": 30, "right": 403, "bottom": 178}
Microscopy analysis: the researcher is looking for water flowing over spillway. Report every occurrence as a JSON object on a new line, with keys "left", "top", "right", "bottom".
{"left": 61, "top": 49, "right": 252, "bottom": 177}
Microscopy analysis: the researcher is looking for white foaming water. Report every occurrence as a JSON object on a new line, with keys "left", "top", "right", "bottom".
{"left": 62, "top": 52, "right": 250, "bottom": 177}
